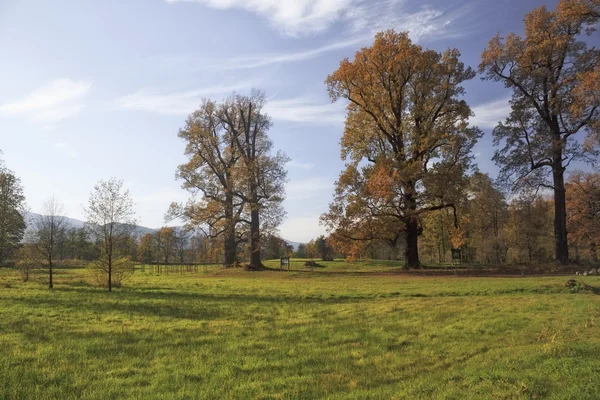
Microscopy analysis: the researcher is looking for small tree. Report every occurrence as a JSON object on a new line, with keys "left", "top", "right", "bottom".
{"left": 16, "top": 244, "right": 40, "bottom": 282}
{"left": 85, "top": 178, "right": 137, "bottom": 291}
{"left": 34, "top": 197, "right": 68, "bottom": 289}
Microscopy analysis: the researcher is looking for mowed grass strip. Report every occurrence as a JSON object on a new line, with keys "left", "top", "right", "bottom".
{"left": 1, "top": 261, "right": 599, "bottom": 399}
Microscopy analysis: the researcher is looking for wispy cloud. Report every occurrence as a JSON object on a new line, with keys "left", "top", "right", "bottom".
{"left": 0, "top": 79, "right": 92, "bottom": 122}
{"left": 470, "top": 97, "right": 511, "bottom": 130}
{"left": 115, "top": 82, "right": 257, "bottom": 116}
{"left": 266, "top": 97, "right": 346, "bottom": 125}
{"left": 167, "top": 0, "right": 355, "bottom": 36}
{"left": 169, "top": 1, "right": 462, "bottom": 72}
{"left": 208, "top": 37, "right": 365, "bottom": 71}
{"left": 167, "top": 0, "right": 459, "bottom": 39}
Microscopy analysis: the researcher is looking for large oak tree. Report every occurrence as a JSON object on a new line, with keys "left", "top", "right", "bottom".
{"left": 174, "top": 93, "right": 287, "bottom": 268}
{"left": 323, "top": 30, "right": 481, "bottom": 268}
{"left": 479, "top": 0, "right": 600, "bottom": 264}
{"left": 175, "top": 99, "right": 243, "bottom": 267}
{"left": 220, "top": 91, "right": 288, "bottom": 269}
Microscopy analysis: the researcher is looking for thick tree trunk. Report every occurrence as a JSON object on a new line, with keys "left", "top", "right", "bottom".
{"left": 248, "top": 205, "right": 262, "bottom": 269}
{"left": 403, "top": 186, "right": 420, "bottom": 269}
{"left": 552, "top": 155, "right": 569, "bottom": 265}
{"left": 223, "top": 193, "right": 236, "bottom": 267}
{"left": 404, "top": 217, "right": 420, "bottom": 269}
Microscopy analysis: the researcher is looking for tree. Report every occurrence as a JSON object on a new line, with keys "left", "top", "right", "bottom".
{"left": 85, "top": 178, "right": 137, "bottom": 291}
{"left": 16, "top": 244, "right": 40, "bottom": 282}
{"left": 323, "top": 30, "right": 481, "bottom": 268}
{"left": 0, "top": 158, "right": 26, "bottom": 264}
{"left": 174, "top": 93, "right": 288, "bottom": 269}
{"left": 506, "top": 193, "right": 554, "bottom": 264}
{"left": 458, "top": 173, "right": 509, "bottom": 264}
{"left": 220, "top": 91, "right": 288, "bottom": 269}
{"left": 314, "top": 235, "right": 334, "bottom": 261}
{"left": 34, "top": 197, "right": 68, "bottom": 289}
{"left": 295, "top": 243, "right": 307, "bottom": 258}
{"left": 305, "top": 240, "right": 319, "bottom": 259}
{"left": 137, "top": 233, "right": 155, "bottom": 264}
{"left": 566, "top": 171, "right": 600, "bottom": 261}
{"left": 173, "top": 229, "right": 189, "bottom": 263}
{"left": 157, "top": 227, "right": 175, "bottom": 263}
{"left": 175, "top": 100, "right": 243, "bottom": 267}
{"left": 261, "top": 234, "right": 292, "bottom": 260}
{"left": 479, "top": 0, "right": 600, "bottom": 264}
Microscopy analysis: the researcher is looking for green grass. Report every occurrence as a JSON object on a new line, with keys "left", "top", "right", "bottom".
{"left": 1, "top": 260, "right": 600, "bottom": 399}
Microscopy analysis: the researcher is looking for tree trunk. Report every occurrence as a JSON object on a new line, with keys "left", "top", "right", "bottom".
{"left": 552, "top": 155, "right": 569, "bottom": 265}
{"left": 108, "top": 257, "right": 112, "bottom": 292}
{"left": 223, "top": 193, "right": 236, "bottom": 267}
{"left": 404, "top": 217, "right": 420, "bottom": 268}
{"left": 49, "top": 264, "right": 53, "bottom": 289}
{"left": 248, "top": 205, "right": 262, "bottom": 268}
{"left": 403, "top": 186, "right": 420, "bottom": 269}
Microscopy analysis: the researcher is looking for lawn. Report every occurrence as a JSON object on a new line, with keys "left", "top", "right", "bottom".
{"left": 1, "top": 260, "right": 599, "bottom": 399}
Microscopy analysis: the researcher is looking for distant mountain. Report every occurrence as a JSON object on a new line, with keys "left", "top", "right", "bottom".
{"left": 26, "top": 213, "right": 157, "bottom": 237}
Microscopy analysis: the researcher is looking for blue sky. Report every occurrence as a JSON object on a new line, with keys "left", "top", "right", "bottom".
{"left": 0, "top": 0, "right": 562, "bottom": 242}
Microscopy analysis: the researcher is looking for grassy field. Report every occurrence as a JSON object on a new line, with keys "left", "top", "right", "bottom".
{"left": 1, "top": 260, "right": 599, "bottom": 399}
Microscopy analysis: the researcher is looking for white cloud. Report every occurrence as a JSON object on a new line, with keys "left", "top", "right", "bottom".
{"left": 286, "top": 177, "right": 334, "bottom": 201}
{"left": 470, "top": 97, "right": 511, "bottom": 130}
{"left": 117, "top": 86, "right": 346, "bottom": 125}
{"left": 209, "top": 37, "right": 366, "bottom": 71}
{"left": 0, "top": 79, "right": 92, "bottom": 122}
{"left": 115, "top": 82, "right": 257, "bottom": 116}
{"left": 266, "top": 96, "right": 346, "bottom": 125}
{"left": 167, "top": 0, "right": 455, "bottom": 39}
{"left": 167, "top": 0, "right": 354, "bottom": 36}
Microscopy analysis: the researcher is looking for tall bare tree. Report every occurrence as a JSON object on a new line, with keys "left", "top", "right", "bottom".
{"left": 85, "top": 178, "right": 137, "bottom": 291}
{"left": 479, "top": 0, "right": 600, "bottom": 264}
{"left": 34, "top": 197, "right": 67, "bottom": 289}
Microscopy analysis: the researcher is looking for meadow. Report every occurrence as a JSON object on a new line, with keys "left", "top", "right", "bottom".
{"left": 1, "top": 260, "right": 600, "bottom": 399}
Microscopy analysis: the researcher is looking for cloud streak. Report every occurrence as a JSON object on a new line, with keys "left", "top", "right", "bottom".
{"left": 0, "top": 79, "right": 92, "bottom": 122}
{"left": 265, "top": 97, "right": 346, "bottom": 125}
{"left": 115, "top": 82, "right": 258, "bottom": 116}
{"left": 117, "top": 87, "right": 346, "bottom": 126}
{"left": 470, "top": 97, "right": 511, "bottom": 130}
{"left": 167, "top": 0, "right": 458, "bottom": 40}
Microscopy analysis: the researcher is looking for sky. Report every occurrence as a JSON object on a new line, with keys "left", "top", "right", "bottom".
{"left": 0, "top": 0, "right": 570, "bottom": 242}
